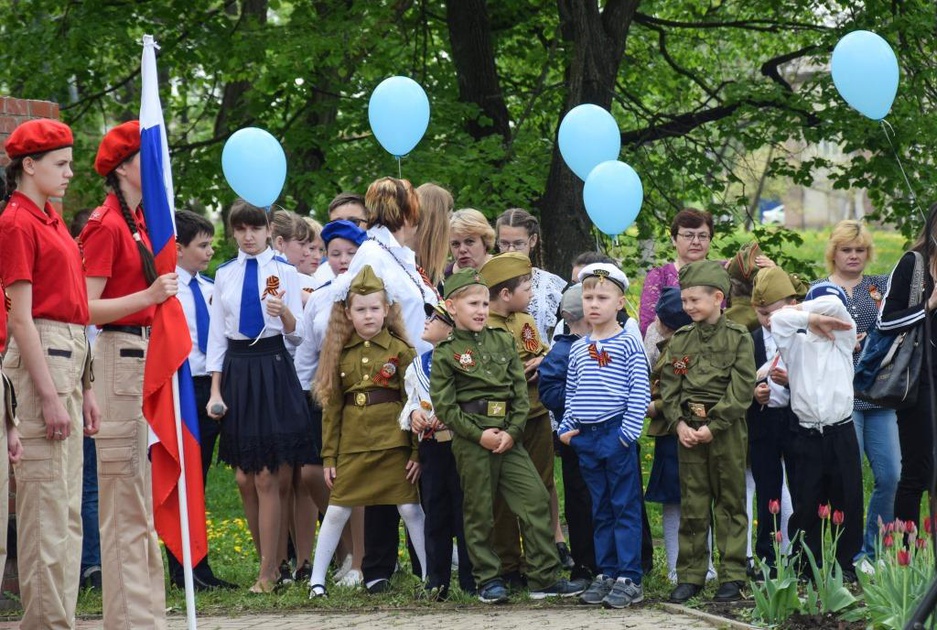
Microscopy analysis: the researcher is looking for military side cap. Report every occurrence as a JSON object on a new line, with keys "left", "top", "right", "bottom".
{"left": 444, "top": 267, "right": 487, "bottom": 299}
{"left": 424, "top": 299, "right": 455, "bottom": 327}
{"left": 726, "top": 241, "right": 763, "bottom": 282}
{"left": 94, "top": 120, "right": 141, "bottom": 176}
{"left": 348, "top": 265, "right": 385, "bottom": 296}
{"left": 805, "top": 281, "right": 848, "bottom": 307}
{"left": 321, "top": 219, "right": 366, "bottom": 246}
{"left": 5, "top": 119, "right": 73, "bottom": 159}
{"left": 560, "top": 283, "right": 584, "bottom": 320}
{"left": 479, "top": 252, "right": 532, "bottom": 288}
{"left": 751, "top": 266, "right": 799, "bottom": 307}
{"left": 578, "top": 262, "right": 628, "bottom": 292}
{"left": 679, "top": 260, "right": 730, "bottom": 295}
{"left": 656, "top": 286, "right": 692, "bottom": 330}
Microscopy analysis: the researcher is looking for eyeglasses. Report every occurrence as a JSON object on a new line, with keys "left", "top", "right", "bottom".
{"left": 676, "top": 232, "right": 711, "bottom": 243}
{"left": 347, "top": 217, "right": 368, "bottom": 227}
{"left": 498, "top": 238, "right": 531, "bottom": 251}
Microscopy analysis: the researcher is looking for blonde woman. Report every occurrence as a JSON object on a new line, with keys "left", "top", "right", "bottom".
{"left": 447, "top": 208, "right": 494, "bottom": 276}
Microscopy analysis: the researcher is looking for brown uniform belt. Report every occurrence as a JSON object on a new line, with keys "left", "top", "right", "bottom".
{"left": 344, "top": 389, "right": 402, "bottom": 407}
{"left": 458, "top": 399, "right": 510, "bottom": 417}
{"left": 423, "top": 428, "right": 453, "bottom": 443}
{"left": 684, "top": 401, "right": 713, "bottom": 422}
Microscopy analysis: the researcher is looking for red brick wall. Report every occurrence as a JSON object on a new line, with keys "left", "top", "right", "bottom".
{"left": 0, "top": 96, "right": 62, "bottom": 604}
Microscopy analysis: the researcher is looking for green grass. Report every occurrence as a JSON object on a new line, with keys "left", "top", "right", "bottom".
{"left": 0, "top": 228, "right": 915, "bottom": 620}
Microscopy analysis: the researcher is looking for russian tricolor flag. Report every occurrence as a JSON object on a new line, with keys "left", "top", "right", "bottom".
{"left": 139, "top": 34, "right": 208, "bottom": 569}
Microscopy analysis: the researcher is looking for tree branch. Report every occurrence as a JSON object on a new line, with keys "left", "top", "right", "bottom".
{"left": 634, "top": 12, "right": 831, "bottom": 33}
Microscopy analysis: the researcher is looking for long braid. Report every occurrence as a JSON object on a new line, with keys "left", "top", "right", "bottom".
{"left": 106, "top": 172, "right": 158, "bottom": 284}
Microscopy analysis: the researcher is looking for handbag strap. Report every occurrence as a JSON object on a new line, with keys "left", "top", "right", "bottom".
{"left": 909, "top": 251, "right": 925, "bottom": 308}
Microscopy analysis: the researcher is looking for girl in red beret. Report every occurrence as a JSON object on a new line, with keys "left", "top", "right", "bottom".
{"left": 0, "top": 118, "right": 100, "bottom": 629}
{"left": 78, "top": 120, "right": 177, "bottom": 629}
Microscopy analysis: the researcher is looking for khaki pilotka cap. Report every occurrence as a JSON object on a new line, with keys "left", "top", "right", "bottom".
{"left": 479, "top": 252, "right": 532, "bottom": 288}
{"left": 678, "top": 260, "right": 731, "bottom": 295}
{"left": 443, "top": 267, "right": 487, "bottom": 299}
{"left": 751, "top": 266, "right": 809, "bottom": 307}
{"left": 348, "top": 265, "right": 385, "bottom": 296}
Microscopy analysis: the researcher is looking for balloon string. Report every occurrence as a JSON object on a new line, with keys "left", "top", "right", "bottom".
{"left": 881, "top": 120, "right": 925, "bottom": 220}
{"left": 396, "top": 156, "right": 402, "bottom": 179}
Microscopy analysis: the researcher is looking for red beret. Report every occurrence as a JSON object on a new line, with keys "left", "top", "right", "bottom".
{"left": 94, "top": 120, "right": 141, "bottom": 176}
{"left": 5, "top": 119, "right": 74, "bottom": 159}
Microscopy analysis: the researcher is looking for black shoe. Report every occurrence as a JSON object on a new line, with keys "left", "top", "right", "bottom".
{"left": 669, "top": 582, "right": 702, "bottom": 603}
{"left": 293, "top": 560, "right": 312, "bottom": 583}
{"left": 366, "top": 578, "right": 391, "bottom": 595}
{"left": 529, "top": 577, "right": 588, "bottom": 599}
{"left": 80, "top": 566, "right": 102, "bottom": 591}
{"left": 713, "top": 580, "right": 744, "bottom": 602}
{"left": 556, "top": 542, "right": 575, "bottom": 570}
{"left": 842, "top": 569, "right": 858, "bottom": 585}
{"left": 478, "top": 578, "right": 509, "bottom": 604}
{"left": 204, "top": 573, "right": 239, "bottom": 590}
{"left": 172, "top": 572, "right": 217, "bottom": 592}
{"left": 276, "top": 560, "right": 294, "bottom": 589}
{"left": 501, "top": 570, "right": 526, "bottom": 592}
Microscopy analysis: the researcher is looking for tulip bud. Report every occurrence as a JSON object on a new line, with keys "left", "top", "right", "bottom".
{"left": 898, "top": 549, "right": 911, "bottom": 566}
{"left": 818, "top": 504, "right": 831, "bottom": 520}
{"left": 907, "top": 520, "right": 918, "bottom": 536}
{"left": 768, "top": 499, "right": 781, "bottom": 515}
{"left": 896, "top": 520, "right": 907, "bottom": 534}
{"left": 832, "top": 510, "right": 844, "bottom": 527}
{"left": 884, "top": 533, "right": 894, "bottom": 548}
{"left": 925, "top": 517, "right": 933, "bottom": 535}
{"left": 775, "top": 531, "right": 783, "bottom": 543}
{"left": 917, "top": 537, "right": 928, "bottom": 550}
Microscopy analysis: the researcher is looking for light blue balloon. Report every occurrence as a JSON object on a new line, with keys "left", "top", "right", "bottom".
{"left": 221, "top": 127, "right": 287, "bottom": 207}
{"left": 831, "top": 30, "right": 899, "bottom": 120}
{"left": 368, "top": 76, "right": 430, "bottom": 157}
{"left": 583, "top": 160, "right": 643, "bottom": 236}
{"left": 558, "top": 104, "right": 621, "bottom": 180}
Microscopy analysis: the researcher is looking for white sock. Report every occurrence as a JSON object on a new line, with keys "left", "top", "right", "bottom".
{"left": 398, "top": 502, "right": 428, "bottom": 580}
{"left": 780, "top": 460, "right": 794, "bottom": 554}
{"left": 745, "top": 468, "right": 756, "bottom": 560}
{"left": 662, "top": 503, "right": 680, "bottom": 576}
{"left": 310, "top": 505, "right": 352, "bottom": 587}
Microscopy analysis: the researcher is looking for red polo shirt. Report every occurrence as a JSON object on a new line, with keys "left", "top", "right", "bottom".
{"left": 80, "top": 193, "right": 156, "bottom": 327}
{"left": 0, "top": 191, "right": 90, "bottom": 326}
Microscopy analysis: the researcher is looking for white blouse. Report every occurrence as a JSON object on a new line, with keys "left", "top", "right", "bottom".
{"left": 530, "top": 267, "right": 567, "bottom": 342}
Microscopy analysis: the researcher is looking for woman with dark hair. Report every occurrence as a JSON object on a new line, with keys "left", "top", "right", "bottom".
{"left": 638, "top": 208, "right": 715, "bottom": 336}
{"left": 495, "top": 208, "right": 567, "bottom": 340}
{"left": 79, "top": 120, "right": 177, "bottom": 627}
{"left": 0, "top": 118, "right": 97, "bottom": 629}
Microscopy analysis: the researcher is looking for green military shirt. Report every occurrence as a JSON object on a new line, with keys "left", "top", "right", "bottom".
{"left": 486, "top": 310, "right": 548, "bottom": 418}
{"left": 659, "top": 315, "right": 756, "bottom": 435}
{"left": 321, "top": 328, "right": 417, "bottom": 469}
{"left": 724, "top": 295, "right": 760, "bottom": 332}
{"left": 431, "top": 326, "right": 531, "bottom": 445}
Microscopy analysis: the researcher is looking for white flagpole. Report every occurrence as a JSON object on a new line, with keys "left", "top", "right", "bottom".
{"left": 171, "top": 373, "right": 198, "bottom": 629}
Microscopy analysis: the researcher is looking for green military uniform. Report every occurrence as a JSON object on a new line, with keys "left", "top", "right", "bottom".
{"left": 658, "top": 260, "right": 756, "bottom": 586}
{"left": 431, "top": 269, "right": 560, "bottom": 590}
{"left": 321, "top": 268, "right": 418, "bottom": 507}
{"left": 724, "top": 295, "right": 759, "bottom": 332}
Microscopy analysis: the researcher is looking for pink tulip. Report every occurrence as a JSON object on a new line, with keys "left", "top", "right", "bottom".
{"left": 768, "top": 499, "right": 781, "bottom": 515}
{"left": 818, "top": 504, "right": 831, "bottom": 520}
{"left": 832, "top": 510, "right": 844, "bottom": 527}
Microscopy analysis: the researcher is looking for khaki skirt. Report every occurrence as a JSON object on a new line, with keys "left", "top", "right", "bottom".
{"left": 330, "top": 446, "right": 418, "bottom": 506}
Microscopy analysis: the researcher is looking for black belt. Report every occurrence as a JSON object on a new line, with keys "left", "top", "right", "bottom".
{"left": 344, "top": 389, "right": 402, "bottom": 407}
{"left": 101, "top": 325, "right": 151, "bottom": 338}
{"left": 459, "top": 399, "right": 510, "bottom": 417}
{"left": 798, "top": 417, "right": 853, "bottom": 436}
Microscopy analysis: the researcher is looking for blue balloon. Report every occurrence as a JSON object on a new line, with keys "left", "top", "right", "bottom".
{"left": 558, "top": 104, "right": 621, "bottom": 180}
{"left": 368, "top": 76, "right": 430, "bottom": 157}
{"left": 583, "top": 161, "right": 643, "bottom": 236}
{"left": 222, "top": 127, "right": 287, "bottom": 207}
{"left": 831, "top": 30, "right": 899, "bottom": 120}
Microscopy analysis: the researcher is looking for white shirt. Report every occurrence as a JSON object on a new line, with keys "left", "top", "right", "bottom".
{"left": 206, "top": 247, "right": 304, "bottom": 373}
{"left": 311, "top": 262, "right": 334, "bottom": 289}
{"left": 399, "top": 351, "right": 434, "bottom": 432}
{"left": 329, "top": 225, "right": 435, "bottom": 355}
{"left": 757, "top": 327, "right": 790, "bottom": 408}
{"left": 175, "top": 266, "right": 213, "bottom": 376}
{"left": 770, "top": 297, "right": 856, "bottom": 430}
{"left": 293, "top": 280, "right": 338, "bottom": 392}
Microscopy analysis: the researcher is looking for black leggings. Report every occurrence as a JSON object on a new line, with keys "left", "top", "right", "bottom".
{"left": 894, "top": 382, "right": 935, "bottom": 527}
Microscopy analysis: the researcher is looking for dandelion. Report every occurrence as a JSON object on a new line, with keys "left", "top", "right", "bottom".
{"left": 818, "top": 504, "right": 831, "bottom": 520}
{"left": 832, "top": 510, "right": 844, "bottom": 527}
{"left": 768, "top": 499, "right": 781, "bottom": 515}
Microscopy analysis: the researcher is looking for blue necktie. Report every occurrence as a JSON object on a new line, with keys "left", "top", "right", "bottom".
{"left": 239, "top": 258, "right": 264, "bottom": 338}
{"left": 189, "top": 276, "right": 209, "bottom": 354}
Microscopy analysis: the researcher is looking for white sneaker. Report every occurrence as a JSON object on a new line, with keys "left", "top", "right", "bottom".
{"left": 667, "top": 569, "right": 678, "bottom": 584}
{"left": 337, "top": 568, "right": 363, "bottom": 587}
{"left": 856, "top": 557, "right": 876, "bottom": 576}
{"left": 705, "top": 567, "right": 718, "bottom": 582}
{"left": 332, "top": 554, "right": 353, "bottom": 581}
{"left": 451, "top": 547, "right": 459, "bottom": 570}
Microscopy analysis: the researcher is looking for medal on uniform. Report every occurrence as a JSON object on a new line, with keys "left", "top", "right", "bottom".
{"left": 521, "top": 322, "right": 540, "bottom": 353}
{"left": 302, "top": 286, "right": 314, "bottom": 294}
{"left": 687, "top": 402, "right": 708, "bottom": 418}
{"left": 262, "top": 275, "right": 280, "bottom": 299}
{"left": 588, "top": 343, "right": 612, "bottom": 367}
{"left": 455, "top": 348, "right": 476, "bottom": 369}
{"left": 672, "top": 355, "right": 690, "bottom": 375}
{"left": 373, "top": 357, "right": 399, "bottom": 386}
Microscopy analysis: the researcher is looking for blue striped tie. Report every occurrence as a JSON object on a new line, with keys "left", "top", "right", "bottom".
{"left": 239, "top": 258, "right": 264, "bottom": 338}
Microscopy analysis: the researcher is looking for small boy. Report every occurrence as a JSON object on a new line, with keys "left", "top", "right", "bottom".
{"left": 168, "top": 210, "right": 235, "bottom": 590}
{"left": 768, "top": 281, "right": 862, "bottom": 578}
{"left": 539, "top": 283, "right": 597, "bottom": 580}
{"left": 400, "top": 300, "right": 474, "bottom": 600}
{"left": 478, "top": 253, "right": 561, "bottom": 581}
{"left": 431, "top": 268, "right": 586, "bottom": 603}
{"left": 659, "top": 260, "right": 756, "bottom": 604}
{"left": 557, "top": 264, "right": 650, "bottom": 609}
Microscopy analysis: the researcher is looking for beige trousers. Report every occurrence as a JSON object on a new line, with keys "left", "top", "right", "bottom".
{"left": 6, "top": 320, "right": 86, "bottom": 630}
{"left": 94, "top": 331, "right": 166, "bottom": 630}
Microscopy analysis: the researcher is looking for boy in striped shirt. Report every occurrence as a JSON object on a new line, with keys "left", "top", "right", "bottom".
{"left": 558, "top": 263, "right": 650, "bottom": 609}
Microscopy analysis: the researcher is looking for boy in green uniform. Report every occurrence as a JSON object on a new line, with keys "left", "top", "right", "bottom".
{"left": 659, "top": 260, "right": 756, "bottom": 604}
{"left": 431, "top": 268, "right": 586, "bottom": 603}
{"left": 478, "top": 252, "right": 558, "bottom": 582}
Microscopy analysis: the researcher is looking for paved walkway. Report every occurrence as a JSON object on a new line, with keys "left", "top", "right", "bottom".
{"left": 35, "top": 606, "right": 721, "bottom": 630}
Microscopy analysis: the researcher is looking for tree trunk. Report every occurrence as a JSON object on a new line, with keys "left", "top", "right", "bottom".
{"left": 445, "top": 0, "right": 511, "bottom": 143}
{"left": 537, "top": 0, "right": 639, "bottom": 275}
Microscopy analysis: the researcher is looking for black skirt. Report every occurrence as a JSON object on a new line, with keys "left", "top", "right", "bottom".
{"left": 218, "top": 335, "right": 316, "bottom": 473}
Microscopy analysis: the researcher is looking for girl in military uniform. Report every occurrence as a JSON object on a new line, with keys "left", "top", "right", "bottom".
{"left": 308, "top": 265, "right": 427, "bottom": 597}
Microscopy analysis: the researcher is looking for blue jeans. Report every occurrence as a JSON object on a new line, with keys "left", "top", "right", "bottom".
{"left": 572, "top": 420, "right": 642, "bottom": 582}
{"left": 80, "top": 435, "right": 101, "bottom": 570}
{"left": 852, "top": 408, "right": 900, "bottom": 559}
